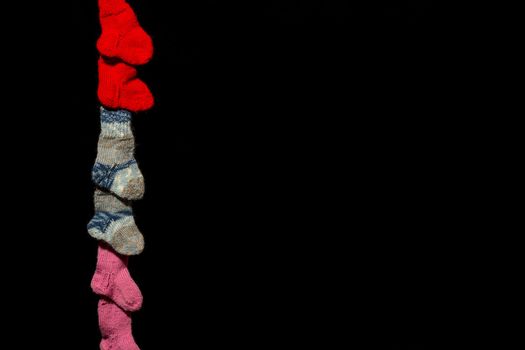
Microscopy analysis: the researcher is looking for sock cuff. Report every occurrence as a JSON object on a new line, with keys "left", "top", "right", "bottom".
{"left": 101, "top": 106, "right": 132, "bottom": 123}
{"left": 97, "top": 243, "right": 128, "bottom": 269}
{"left": 94, "top": 189, "right": 131, "bottom": 212}
{"left": 98, "top": 0, "right": 129, "bottom": 18}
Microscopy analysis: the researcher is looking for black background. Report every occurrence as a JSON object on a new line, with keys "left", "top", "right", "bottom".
{"left": 58, "top": 1, "right": 455, "bottom": 348}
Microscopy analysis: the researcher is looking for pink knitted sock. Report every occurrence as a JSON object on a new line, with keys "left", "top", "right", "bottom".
{"left": 98, "top": 298, "right": 140, "bottom": 350}
{"left": 91, "top": 244, "right": 143, "bottom": 312}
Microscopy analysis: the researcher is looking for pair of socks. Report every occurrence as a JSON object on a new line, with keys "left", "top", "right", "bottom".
{"left": 98, "top": 0, "right": 154, "bottom": 112}
{"left": 94, "top": 244, "right": 141, "bottom": 349}
{"left": 88, "top": 107, "right": 144, "bottom": 256}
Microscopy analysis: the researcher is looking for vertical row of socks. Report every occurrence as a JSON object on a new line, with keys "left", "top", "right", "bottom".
{"left": 88, "top": 1, "right": 154, "bottom": 349}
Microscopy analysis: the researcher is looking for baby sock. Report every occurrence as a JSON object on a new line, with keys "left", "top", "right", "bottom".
{"left": 97, "top": 0, "right": 153, "bottom": 65}
{"left": 98, "top": 298, "right": 140, "bottom": 350}
{"left": 93, "top": 106, "right": 144, "bottom": 201}
{"left": 88, "top": 189, "right": 144, "bottom": 256}
{"left": 98, "top": 57, "right": 154, "bottom": 112}
{"left": 92, "top": 243, "right": 143, "bottom": 312}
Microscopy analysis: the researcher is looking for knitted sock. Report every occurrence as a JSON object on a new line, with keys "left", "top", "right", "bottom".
{"left": 88, "top": 189, "right": 144, "bottom": 256}
{"left": 98, "top": 57, "right": 154, "bottom": 112}
{"left": 92, "top": 243, "right": 143, "bottom": 312}
{"left": 98, "top": 298, "right": 140, "bottom": 350}
{"left": 93, "top": 106, "right": 144, "bottom": 201}
{"left": 97, "top": 0, "right": 153, "bottom": 65}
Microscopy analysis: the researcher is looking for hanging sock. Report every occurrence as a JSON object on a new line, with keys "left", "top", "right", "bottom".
{"left": 97, "top": 0, "right": 153, "bottom": 65}
{"left": 92, "top": 106, "right": 144, "bottom": 201}
{"left": 98, "top": 57, "right": 154, "bottom": 113}
{"left": 88, "top": 189, "right": 144, "bottom": 256}
{"left": 92, "top": 243, "right": 143, "bottom": 312}
{"left": 98, "top": 298, "right": 141, "bottom": 350}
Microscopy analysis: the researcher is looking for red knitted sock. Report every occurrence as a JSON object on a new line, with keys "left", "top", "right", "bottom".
{"left": 98, "top": 298, "right": 140, "bottom": 350}
{"left": 98, "top": 0, "right": 153, "bottom": 65}
{"left": 98, "top": 57, "right": 154, "bottom": 112}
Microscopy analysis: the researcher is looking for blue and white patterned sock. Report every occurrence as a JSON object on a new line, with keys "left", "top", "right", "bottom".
{"left": 88, "top": 189, "right": 144, "bottom": 256}
{"left": 92, "top": 107, "right": 145, "bottom": 200}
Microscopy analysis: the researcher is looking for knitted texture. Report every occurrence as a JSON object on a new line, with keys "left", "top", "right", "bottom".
{"left": 88, "top": 189, "right": 144, "bottom": 256}
{"left": 98, "top": 0, "right": 153, "bottom": 65}
{"left": 93, "top": 107, "right": 145, "bottom": 200}
{"left": 98, "top": 0, "right": 128, "bottom": 16}
{"left": 93, "top": 0, "right": 152, "bottom": 348}
{"left": 98, "top": 57, "right": 154, "bottom": 112}
{"left": 98, "top": 298, "right": 140, "bottom": 350}
{"left": 91, "top": 243, "right": 143, "bottom": 312}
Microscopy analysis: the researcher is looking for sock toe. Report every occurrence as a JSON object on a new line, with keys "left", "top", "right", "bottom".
{"left": 112, "top": 288, "right": 143, "bottom": 312}
{"left": 114, "top": 271, "right": 143, "bottom": 312}
{"left": 119, "top": 176, "right": 145, "bottom": 201}
{"left": 119, "top": 27, "right": 154, "bottom": 65}
{"left": 119, "top": 291, "right": 143, "bottom": 312}
{"left": 110, "top": 223, "right": 144, "bottom": 256}
{"left": 124, "top": 79, "right": 154, "bottom": 112}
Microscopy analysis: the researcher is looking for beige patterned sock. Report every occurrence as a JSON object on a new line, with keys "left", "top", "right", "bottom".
{"left": 88, "top": 189, "right": 144, "bottom": 256}
{"left": 92, "top": 107, "right": 145, "bottom": 201}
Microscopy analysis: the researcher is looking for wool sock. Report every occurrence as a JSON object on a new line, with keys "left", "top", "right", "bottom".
{"left": 93, "top": 106, "right": 144, "bottom": 201}
{"left": 88, "top": 189, "right": 144, "bottom": 256}
{"left": 98, "top": 57, "right": 154, "bottom": 112}
{"left": 97, "top": 0, "right": 153, "bottom": 65}
{"left": 98, "top": 298, "right": 140, "bottom": 350}
{"left": 92, "top": 243, "right": 143, "bottom": 312}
